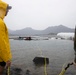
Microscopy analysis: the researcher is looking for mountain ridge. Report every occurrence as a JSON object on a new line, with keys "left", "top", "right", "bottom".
{"left": 9, "top": 25, "right": 74, "bottom": 36}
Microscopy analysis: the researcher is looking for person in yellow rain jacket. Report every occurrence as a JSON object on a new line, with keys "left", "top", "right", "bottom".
{"left": 0, "top": 0, "right": 12, "bottom": 74}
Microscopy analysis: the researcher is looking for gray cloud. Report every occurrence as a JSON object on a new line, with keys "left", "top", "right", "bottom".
{"left": 3, "top": 0, "right": 76, "bottom": 30}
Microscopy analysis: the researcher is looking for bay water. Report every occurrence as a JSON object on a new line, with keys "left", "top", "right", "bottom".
{"left": 10, "top": 39, "right": 76, "bottom": 75}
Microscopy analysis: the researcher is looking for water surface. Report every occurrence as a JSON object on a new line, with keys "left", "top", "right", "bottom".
{"left": 10, "top": 39, "right": 76, "bottom": 75}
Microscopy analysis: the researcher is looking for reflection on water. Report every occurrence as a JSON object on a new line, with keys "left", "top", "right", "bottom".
{"left": 10, "top": 39, "right": 76, "bottom": 75}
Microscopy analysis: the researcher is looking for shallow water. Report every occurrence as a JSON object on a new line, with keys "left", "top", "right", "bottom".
{"left": 10, "top": 39, "right": 76, "bottom": 75}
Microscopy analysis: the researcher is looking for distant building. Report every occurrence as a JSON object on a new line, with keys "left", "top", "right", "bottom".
{"left": 57, "top": 32, "right": 74, "bottom": 40}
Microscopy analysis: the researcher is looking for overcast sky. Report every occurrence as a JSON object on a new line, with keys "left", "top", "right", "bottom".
{"left": 3, "top": 0, "right": 76, "bottom": 30}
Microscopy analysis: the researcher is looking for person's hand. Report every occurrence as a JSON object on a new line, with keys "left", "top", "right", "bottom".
{"left": 73, "top": 61, "right": 76, "bottom": 66}
{"left": 6, "top": 60, "right": 11, "bottom": 68}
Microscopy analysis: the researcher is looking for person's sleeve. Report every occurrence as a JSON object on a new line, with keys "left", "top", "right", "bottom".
{"left": 0, "top": 20, "right": 12, "bottom": 62}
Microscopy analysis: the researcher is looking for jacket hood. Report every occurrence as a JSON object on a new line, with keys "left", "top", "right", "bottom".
{"left": 0, "top": 0, "right": 8, "bottom": 19}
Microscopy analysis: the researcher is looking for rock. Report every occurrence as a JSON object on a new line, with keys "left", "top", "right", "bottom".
{"left": 3, "top": 67, "right": 23, "bottom": 75}
{"left": 33, "top": 56, "right": 49, "bottom": 65}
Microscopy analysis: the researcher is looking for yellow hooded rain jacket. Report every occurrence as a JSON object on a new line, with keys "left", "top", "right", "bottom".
{"left": 0, "top": 0, "right": 12, "bottom": 62}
